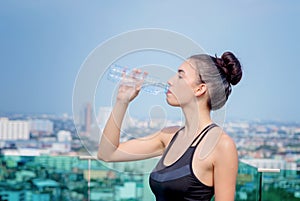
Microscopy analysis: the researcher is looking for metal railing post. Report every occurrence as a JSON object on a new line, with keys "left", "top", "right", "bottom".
{"left": 79, "top": 156, "right": 95, "bottom": 201}
{"left": 257, "top": 168, "right": 280, "bottom": 201}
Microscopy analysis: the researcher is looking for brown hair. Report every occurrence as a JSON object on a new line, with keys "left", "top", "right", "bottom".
{"left": 189, "top": 51, "right": 242, "bottom": 110}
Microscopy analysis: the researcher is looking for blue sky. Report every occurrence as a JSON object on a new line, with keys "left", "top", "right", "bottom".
{"left": 0, "top": 1, "right": 299, "bottom": 122}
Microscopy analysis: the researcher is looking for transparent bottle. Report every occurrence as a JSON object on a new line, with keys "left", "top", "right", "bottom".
{"left": 107, "top": 64, "right": 169, "bottom": 95}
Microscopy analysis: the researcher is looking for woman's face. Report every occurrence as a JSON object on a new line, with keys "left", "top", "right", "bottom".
{"left": 166, "top": 60, "right": 200, "bottom": 107}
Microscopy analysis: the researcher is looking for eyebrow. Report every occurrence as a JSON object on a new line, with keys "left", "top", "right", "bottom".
{"left": 178, "top": 69, "right": 185, "bottom": 74}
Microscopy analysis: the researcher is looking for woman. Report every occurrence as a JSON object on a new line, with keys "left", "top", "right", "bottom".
{"left": 98, "top": 51, "right": 243, "bottom": 201}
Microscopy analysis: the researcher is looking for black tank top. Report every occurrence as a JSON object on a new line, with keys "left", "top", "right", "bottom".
{"left": 149, "top": 124, "right": 217, "bottom": 201}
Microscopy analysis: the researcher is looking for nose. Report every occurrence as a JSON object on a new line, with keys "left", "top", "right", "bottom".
{"left": 167, "top": 74, "right": 175, "bottom": 86}
{"left": 167, "top": 78, "right": 172, "bottom": 87}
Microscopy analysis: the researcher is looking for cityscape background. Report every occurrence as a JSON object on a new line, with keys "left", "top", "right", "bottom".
{"left": 1, "top": 1, "right": 300, "bottom": 201}
{"left": 0, "top": 110, "right": 300, "bottom": 200}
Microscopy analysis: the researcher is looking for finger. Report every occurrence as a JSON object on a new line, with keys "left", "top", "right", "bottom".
{"left": 121, "top": 67, "right": 128, "bottom": 79}
{"left": 135, "top": 71, "right": 148, "bottom": 91}
{"left": 142, "top": 71, "right": 148, "bottom": 79}
{"left": 133, "top": 68, "right": 141, "bottom": 73}
{"left": 121, "top": 67, "right": 135, "bottom": 86}
{"left": 130, "top": 68, "right": 142, "bottom": 80}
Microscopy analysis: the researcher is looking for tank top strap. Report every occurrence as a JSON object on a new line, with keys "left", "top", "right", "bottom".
{"left": 163, "top": 126, "right": 185, "bottom": 155}
{"left": 169, "top": 126, "right": 185, "bottom": 144}
{"left": 190, "top": 123, "right": 217, "bottom": 147}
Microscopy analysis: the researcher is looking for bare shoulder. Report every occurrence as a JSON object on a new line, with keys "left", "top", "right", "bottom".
{"left": 212, "top": 127, "right": 238, "bottom": 161}
{"left": 221, "top": 132, "right": 236, "bottom": 149}
{"left": 217, "top": 127, "right": 236, "bottom": 150}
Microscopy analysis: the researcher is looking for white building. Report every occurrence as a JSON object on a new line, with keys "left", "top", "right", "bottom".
{"left": 0, "top": 118, "right": 30, "bottom": 140}
{"left": 51, "top": 142, "right": 71, "bottom": 153}
{"left": 29, "top": 119, "right": 53, "bottom": 135}
{"left": 57, "top": 130, "right": 72, "bottom": 142}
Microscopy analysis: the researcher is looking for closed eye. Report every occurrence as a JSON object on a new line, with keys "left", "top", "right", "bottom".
{"left": 178, "top": 69, "right": 185, "bottom": 79}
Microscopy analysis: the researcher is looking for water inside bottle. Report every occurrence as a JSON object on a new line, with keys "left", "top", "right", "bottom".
{"left": 107, "top": 64, "right": 168, "bottom": 95}
{"left": 142, "top": 77, "right": 169, "bottom": 95}
{"left": 107, "top": 65, "right": 125, "bottom": 82}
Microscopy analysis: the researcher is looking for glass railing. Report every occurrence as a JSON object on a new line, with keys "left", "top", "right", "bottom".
{"left": 0, "top": 155, "right": 299, "bottom": 201}
{"left": 235, "top": 162, "right": 261, "bottom": 201}
{"left": 258, "top": 168, "right": 300, "bottom": 201}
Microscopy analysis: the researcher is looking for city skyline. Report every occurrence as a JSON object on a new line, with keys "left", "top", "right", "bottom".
{"left": 1, "top": 1, "right": 299, "bottom": 122}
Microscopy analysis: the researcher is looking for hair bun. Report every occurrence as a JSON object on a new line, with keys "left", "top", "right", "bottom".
{"left": 217, "top": 51, "right": 242, "bottom": 85}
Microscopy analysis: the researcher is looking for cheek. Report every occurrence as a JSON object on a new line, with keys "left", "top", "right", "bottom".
{"left": 166, "top": 87, "right": 195, "bottom": 106}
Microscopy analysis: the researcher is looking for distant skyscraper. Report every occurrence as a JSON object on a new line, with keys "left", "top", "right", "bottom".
{"left": 0, "top": 118, "right": 30, "bottom": 140}
{"left": 85, "top": 103, "right": 92, "bottom": 133}
{"left": 79, "top": 103, "right": 93, "bottom": 135}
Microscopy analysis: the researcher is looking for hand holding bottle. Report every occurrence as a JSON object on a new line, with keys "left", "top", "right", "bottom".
{"left": 116, "top": 68, "right": 147, "bottom": 104}
{"left": 108, "top": 64, "right": 169, "bottom": 96}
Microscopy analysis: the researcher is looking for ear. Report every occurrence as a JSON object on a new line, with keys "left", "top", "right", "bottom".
{"left": 194, "top": 83, "right": 207, "bottom": 97}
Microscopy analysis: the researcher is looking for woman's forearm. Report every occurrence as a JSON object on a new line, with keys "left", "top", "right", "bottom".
{"left": 98, "top": 68, "right": 144, "bottom": 161}
{"left": 97, "top": 100, "right": 128, "bottom": 161}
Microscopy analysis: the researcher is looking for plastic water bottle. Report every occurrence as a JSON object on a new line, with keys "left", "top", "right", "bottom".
{"left": 107, "top": 64, "right": 169, "bottom": 95}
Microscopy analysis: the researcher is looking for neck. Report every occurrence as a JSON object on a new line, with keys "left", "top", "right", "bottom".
{"left": 182, "top": 102, "right": 212, "bottom": 137}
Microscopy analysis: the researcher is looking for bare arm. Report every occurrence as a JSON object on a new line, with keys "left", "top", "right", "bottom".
{"left": 98, "top": 100, "right": 165, "bottom": 162}
{"left": 98, "top": 69, "right": 166, "bottom": 162}
{"left": 213, "top": 134, "right": 238, "bottom": 201}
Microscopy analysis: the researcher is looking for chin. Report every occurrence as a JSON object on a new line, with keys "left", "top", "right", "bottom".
{"left": 166, "top": 98, "right": 180, "bottom": 107}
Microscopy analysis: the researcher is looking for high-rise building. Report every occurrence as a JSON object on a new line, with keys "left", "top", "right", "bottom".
{"left": 0, "top": 118, "right": 30, "bottom": 140}
{"left": 81, "top": 103, "right": 92, "bottom": 135}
